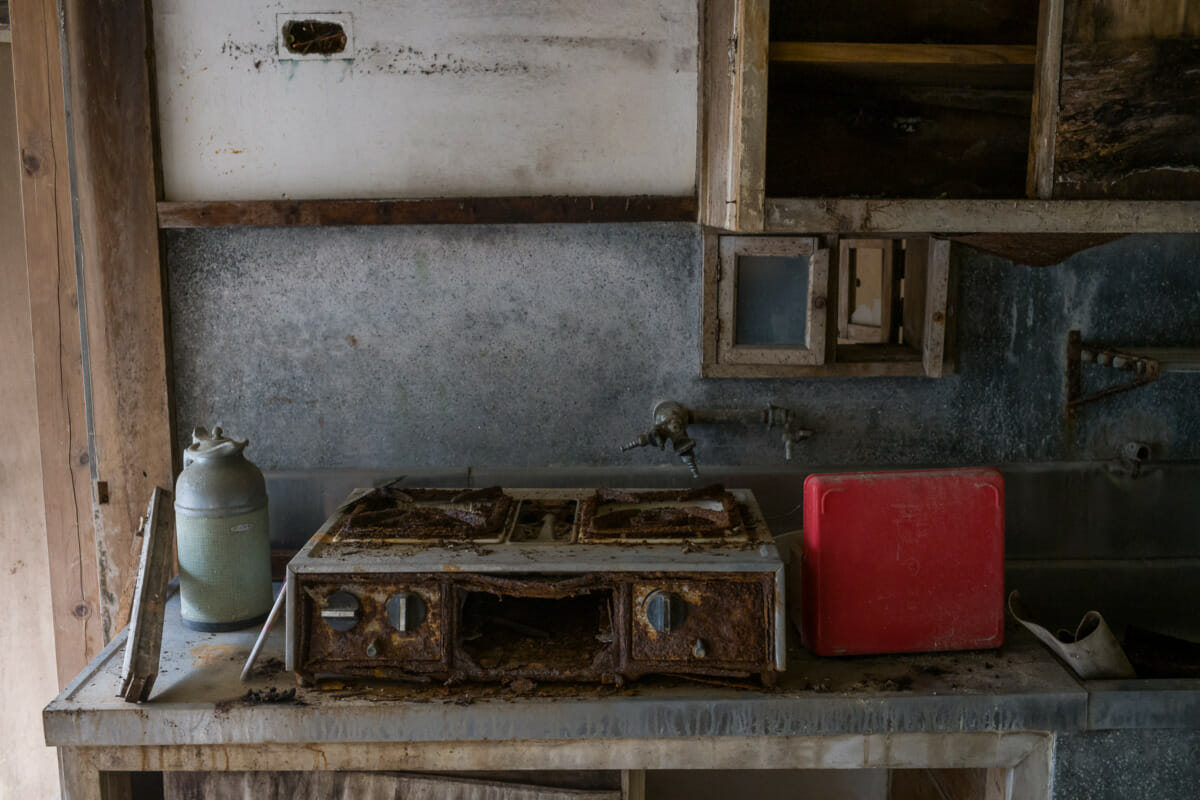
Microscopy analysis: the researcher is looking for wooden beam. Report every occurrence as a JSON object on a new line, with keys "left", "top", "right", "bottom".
{"left": 770, "top": 42, "right": 1036, "bottom": 65}
{"left": 1027, "top": 0, "right": 1064, "bottom": 199}
{"left": 119, "top": 487, "right": 174, "bottom": 704}
{"left": 702, "top": 360, "right": 927, "bottom": 378}
{"left": 699, "top": 0, "right": 769, "bottom": 232}
{"left": 732, "top": 0, "right": 769, "bottom": 232}
{"left": 700, "top": 0, "right": 738, "bottom": 229}
{"left": 921, "top": 239, "right": 951, "bottom": 379}
{"left": 950, "top": 233, "right": 1126, "bottom": 265}
{"left": 61, "top": 0, "right": 175, "bottom": 641}
{"left": 157, "top": 196, "right": 698, "bottom": 228}
{"left": 765, "top": 198, "right": 1200, "bottom": 234}
{"left": 10, "top": 0, "right": 104, "bottom": 685}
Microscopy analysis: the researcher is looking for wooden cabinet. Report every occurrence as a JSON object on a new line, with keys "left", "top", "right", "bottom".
{"left": 702, "top": 0, "right": 1200, "bottom": 244}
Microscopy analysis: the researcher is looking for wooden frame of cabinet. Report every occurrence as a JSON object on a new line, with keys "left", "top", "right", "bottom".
{"left": 703, "top": 231, "right": 952, "bottom": 378}
{"left": 701, "top": 0, "right": 1200, "bottom": 240}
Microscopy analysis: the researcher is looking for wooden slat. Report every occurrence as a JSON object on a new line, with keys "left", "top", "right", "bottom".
{"left": 702, "top": 359, "right": 926, "bottom": 378}
{"left": 921, "top": 239, "right": 951, "bottom": 379}
{"left": 1027, "top": 0, "right": 1064, "bottom": 199}
{"left": 732, "top": 0, "right": 769, "bottom": 232}
{"left": 10, "top": 0, "right": 105, "bottom": 685}
{"left": 700, "top": 0, "right": 738, "bottom": 229}
{"left": 62, "top": 0, "right": 175, "bottom": 641}
{"left": 770, "top": 42, "right": 1035, "bottom": 65}
{"left": 700, "top": 229, "right": 721, "bottom": 371}
{"left": 157, "top": 196, "right": 698, "bottom": 228}
{"left": 765, "top": 198, "right": 1200, "bottom": 233}
{"left": 119, "top": 487, "right": 174, "bottom": 703}
{"left": 903, "top": 238, "right": 929, "bottom": 352}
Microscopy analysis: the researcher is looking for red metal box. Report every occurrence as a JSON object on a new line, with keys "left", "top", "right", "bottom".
{"left": 800, "top": 468, "right": 1005, "bottom": 656}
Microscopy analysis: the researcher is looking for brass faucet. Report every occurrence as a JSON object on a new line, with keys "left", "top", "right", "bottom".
{"left": 621, "top": 400, "right": 812, "bottom": 477}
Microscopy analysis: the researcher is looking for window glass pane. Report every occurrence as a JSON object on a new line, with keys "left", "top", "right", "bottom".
{"left": 735, "top": 255, "right": 810, "bottom": 346}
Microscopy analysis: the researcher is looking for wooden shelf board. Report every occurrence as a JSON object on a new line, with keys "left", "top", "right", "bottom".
{"left": 770, "top": 42, "right": 1036, "bottom": 66}
{"left": 764, "top": 198, "right": 1200, "bottom": 234}
{"left": 157, "top": 196, "right": 699, "bottom": 228}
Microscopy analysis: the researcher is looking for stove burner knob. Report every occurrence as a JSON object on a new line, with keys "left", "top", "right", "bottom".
{"left": 386, "top": 592, "right": 427, "bottom": 632}
{"left": 365, "top": 639, "right": 381, "bottom": 658}
{"left": 321, "top": 591, "right": 361, "bottom": 631}
{"left": 645, "top": 590, "right": 687, "bottom": 634}
{"left": 692, "top": 638, "right": 708, "bottom": 659}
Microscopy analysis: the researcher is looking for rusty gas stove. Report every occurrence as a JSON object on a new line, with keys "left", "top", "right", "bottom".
{"left": 285, "top": 485, "right": 784, "bottom": 686}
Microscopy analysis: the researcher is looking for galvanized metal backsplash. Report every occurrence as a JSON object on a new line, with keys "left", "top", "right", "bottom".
{"left": 166, "top": 226, "right": 1200, "bottom": 471}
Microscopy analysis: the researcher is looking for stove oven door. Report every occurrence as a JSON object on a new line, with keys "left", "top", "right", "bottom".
{"left": 628, "top": 575, "right": 771, "bottom": 676}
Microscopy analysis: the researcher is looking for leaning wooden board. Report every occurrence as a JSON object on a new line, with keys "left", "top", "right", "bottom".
{"left": 120, "top": 487, "right": 174, "bottom": 702}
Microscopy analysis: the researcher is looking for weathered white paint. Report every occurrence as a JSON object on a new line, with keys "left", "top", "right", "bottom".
{"left": 153, "top": 0, "right": 698, "bottom": 200}
{"left": 0, "top": 43, "right": 61, "bottom": 800}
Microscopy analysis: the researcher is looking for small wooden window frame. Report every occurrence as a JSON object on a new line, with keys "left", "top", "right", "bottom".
{"left": 703, "top": 232, "right": 951, "bottom": 378}
{"left": 716, "top": 236, "right": 829, "bottom": 366}
{"left": 838, "top": 238, "right": 895, "bottom": 344}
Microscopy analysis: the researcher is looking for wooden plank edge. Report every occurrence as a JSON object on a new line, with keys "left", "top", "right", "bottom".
{"left": 157, "top": 196, "right": 700, "bottom": 228}
{"left": 733, "top": 0, "right": 770, "bottom": 232}
{"left": 1028, "top": 0, "right": 1064, "bottom": 198}
{"left": 702, "top": 361, "right": 928, "bottom": 378}
{"left": 764, "top": 199, "right": 1200, "bottom": 234}
{"left": 11, "top": 0, "right": 106, "bottom": 686}
{"left": 770, "top": 42, "right": 1036, "bottom": 66}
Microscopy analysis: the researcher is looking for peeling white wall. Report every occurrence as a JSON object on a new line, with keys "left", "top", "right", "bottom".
{"left": 153, "top": 0, "right": 698, "bottom": 200}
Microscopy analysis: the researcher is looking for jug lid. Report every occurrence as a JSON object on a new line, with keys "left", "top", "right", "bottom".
{"left": 186, "top": 426, "right": 248, "bottom": 461}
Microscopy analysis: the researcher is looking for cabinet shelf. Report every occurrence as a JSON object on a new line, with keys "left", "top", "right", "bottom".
{"left": 769, "top": 42, "right": 1036, "bottom": 66}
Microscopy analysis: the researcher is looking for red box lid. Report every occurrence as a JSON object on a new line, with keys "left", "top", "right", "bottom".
{"left": 801, "top": 468, "right": 1005, "bottom": 656}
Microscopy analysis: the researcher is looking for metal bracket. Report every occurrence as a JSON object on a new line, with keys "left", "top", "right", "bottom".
{"left": 1065, "top": 330, "right": 1161, "bottom": 417}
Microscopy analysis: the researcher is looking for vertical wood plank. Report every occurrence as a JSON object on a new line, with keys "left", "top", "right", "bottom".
{"left": 700, "top": 228, "right": 721, "bottom": 374}
{"left": 734, "top": 0, "right": 769, "bottom": 231}
{"left": 61, "top": 0, "right": 175, "bottom": 640}
{"left": 922, "top": 239, "right": 952, "bottom": 378}
{"left": 10, "top": 0, "right": 104, "bottom": 685}
{"left": 821, "top": 233, "right": 840, "bottom": 363}
{"left": 1027, "top": 0, "right": 1064, "bottom": 199}
{"left": 902, "top": 237, "right": 928, "bottom": 353}
{"left": 621, "top": 770, "right": 646, "bottom": 800}
{"left": 119, "top": 486, "right": 174, "bottom": 703}
{"left": 701, "top": 0, "right": 738, "bottom": 228}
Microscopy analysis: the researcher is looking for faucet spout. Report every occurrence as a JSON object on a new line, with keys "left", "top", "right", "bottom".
{"left": 619, "top": 399, "right": 812, "bottom": 475}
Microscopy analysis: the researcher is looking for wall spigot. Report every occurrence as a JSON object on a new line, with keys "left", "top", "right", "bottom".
{"left": 620, "top": 400, "right": 812, "bottom": 477}
{"left": 620, "top": 401, "right": 700, "bottom": 477}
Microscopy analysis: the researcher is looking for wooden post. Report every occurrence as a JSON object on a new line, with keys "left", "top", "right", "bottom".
{"left": 10, "top": 0, "right": 104, "bottom": 685}
{"left": 1027, "top": 0, "right": 1064, "bottom": 199}
{"left": 119, "top": 487, "right": 174, "bottom": 703}
{"left": 59, "top": 0, "right": 176, "bottom": 642}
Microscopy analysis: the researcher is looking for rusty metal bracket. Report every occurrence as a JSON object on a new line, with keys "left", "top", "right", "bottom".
{"left": 1065, "top": 330, "right": 1161, "bottom": 418}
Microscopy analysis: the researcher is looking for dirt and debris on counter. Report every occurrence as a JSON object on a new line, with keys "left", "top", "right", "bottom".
{"left": 243, "top": 686, "right": 303, "bottom": 705}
